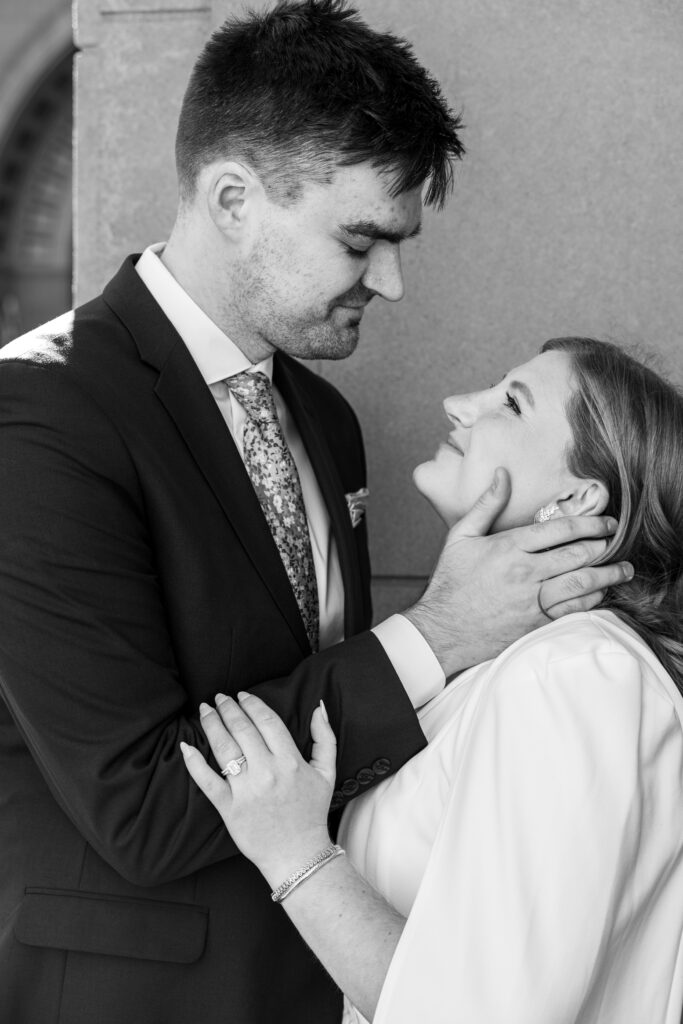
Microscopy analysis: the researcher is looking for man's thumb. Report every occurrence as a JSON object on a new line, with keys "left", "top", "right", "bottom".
{"left": 451, "top": 467, "right": 511, "bottom": 538}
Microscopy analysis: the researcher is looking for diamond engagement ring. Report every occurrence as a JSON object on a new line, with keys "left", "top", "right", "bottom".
{"left": 221, "top": 756, "right": 247, "bottom": 777}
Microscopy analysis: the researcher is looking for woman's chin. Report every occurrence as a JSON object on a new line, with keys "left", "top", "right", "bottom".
{"left": 440, "top": 509, "right": 462, "bottom": 529}
{"left": 414, "top": 488, "right": 460, "bottom": 529}
{"left": 412, "top": 470, "right": 463, "bottom": 529}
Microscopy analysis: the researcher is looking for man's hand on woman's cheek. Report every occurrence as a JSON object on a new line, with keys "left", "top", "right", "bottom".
{"left": 404, "top": 468, "right": 633, "bottom": 677}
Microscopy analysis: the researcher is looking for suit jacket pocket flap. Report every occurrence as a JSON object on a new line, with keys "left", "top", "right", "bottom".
{"left": 15, "top": 888, "right": 208, "bottom": 964}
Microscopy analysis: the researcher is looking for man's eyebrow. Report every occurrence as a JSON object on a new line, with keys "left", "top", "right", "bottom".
{"left": 508, "top": 380, "right": 535, "bottom": 409}
{"left": 339, "top": 220, "right": 422, "bottom": 244}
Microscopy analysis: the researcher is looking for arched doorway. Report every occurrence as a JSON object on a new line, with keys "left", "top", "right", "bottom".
{"left": 0, "top": 51, "right": 73, "bottom": 344}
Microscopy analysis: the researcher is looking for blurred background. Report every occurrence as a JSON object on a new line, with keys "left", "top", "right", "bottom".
{"left": 0, "top": 0, "right": 71, "bottom": 343}
{"left": 2, "top": 0, "right": 683, "bottom": 618}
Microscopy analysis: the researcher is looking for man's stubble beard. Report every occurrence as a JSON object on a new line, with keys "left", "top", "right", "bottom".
{"left": 237, "top": 285, "right": 364, "bottom": 362}
{"left": 233, "top": 244, "right": 368, "bottom": 361}
{"left": 267, "top": 314, "right": 361, "bottom": 362}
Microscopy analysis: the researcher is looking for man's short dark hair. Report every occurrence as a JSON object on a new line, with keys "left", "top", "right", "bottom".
{"left": 175, "top": 0, "right": 464, "bottom": 207}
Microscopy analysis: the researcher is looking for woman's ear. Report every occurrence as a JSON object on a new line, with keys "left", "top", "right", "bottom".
{"left": 556, "top": 479, "right": 610, "bottom": 518}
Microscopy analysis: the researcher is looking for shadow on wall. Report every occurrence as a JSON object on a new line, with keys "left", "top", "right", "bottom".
{"left": 0, "top": 50, "right": 73, "bottom": 345}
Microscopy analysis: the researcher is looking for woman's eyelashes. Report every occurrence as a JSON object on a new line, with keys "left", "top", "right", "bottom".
{"left": 504, "top": 391, "right": 522, "bottom": 415}
{"left": 486, "top": 379, "right": 521, "bottom": 415}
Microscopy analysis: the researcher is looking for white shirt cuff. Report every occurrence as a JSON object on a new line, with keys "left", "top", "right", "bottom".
{"left": 372, "top": 614, "right": 446, "bottom": 709}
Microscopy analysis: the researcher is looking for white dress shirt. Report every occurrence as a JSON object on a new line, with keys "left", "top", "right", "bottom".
{"left": 135, "top": 245, "right": 443, "bottom": 705}
{"left": 340, "top": 610, "right": 683, "bottom": 1023}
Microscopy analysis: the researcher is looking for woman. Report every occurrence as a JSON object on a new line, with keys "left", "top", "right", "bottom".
{"left": 182, "top": 337, "right": 683, "bottom": 1023}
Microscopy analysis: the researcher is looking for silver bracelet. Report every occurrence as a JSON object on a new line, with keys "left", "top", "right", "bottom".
{"left": 270, "top": 844, "right": 345, "bottom": 903}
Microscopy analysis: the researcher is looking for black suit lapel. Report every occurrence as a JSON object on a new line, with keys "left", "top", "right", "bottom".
{"left": 102, "top": 257, "right": 310, "bottom": 654}
{"left": 274, "top": 356, "right": 365, "bottom": 638}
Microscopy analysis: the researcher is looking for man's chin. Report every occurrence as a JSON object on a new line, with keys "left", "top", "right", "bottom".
{"left": 325, "top": 326, "right": 360, "bottom": 360}
{"left": 289, "top": 326, "right": 360, "bottom": 361}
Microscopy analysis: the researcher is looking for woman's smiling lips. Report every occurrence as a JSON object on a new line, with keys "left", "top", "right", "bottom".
{"left": 444, "top": 435, "right": 464, "bottom": 455}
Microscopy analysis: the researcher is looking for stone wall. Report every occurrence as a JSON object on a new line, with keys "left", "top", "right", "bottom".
{"left": 74, "top": 0, "right": 683, "bottom": 620}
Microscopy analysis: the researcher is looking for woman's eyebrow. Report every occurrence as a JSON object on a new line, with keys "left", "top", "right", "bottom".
{"left": 339, "top": 219, "right": 422, "bottom": 244}
{"left": 508, "top": 380, "right": 535, "bottom": 408}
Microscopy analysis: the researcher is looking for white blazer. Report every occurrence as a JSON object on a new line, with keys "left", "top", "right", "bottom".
{"left": 340, "top": 610, "right": 683, "bottom": 1024}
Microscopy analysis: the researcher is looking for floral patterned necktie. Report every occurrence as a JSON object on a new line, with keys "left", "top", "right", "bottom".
{"left": 226, "top": 371, "right": 319, "bottom": 652}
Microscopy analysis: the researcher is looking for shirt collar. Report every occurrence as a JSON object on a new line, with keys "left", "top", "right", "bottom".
{"left": 135, "top": 243, "right": 273, "bottom": 384}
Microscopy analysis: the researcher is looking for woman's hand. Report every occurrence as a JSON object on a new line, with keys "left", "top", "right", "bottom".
{"left": 181, "top": 692, "right": 337, "bottom": 881}
{"left": 184, "top": 693, "right": 405, "bottom": 1021}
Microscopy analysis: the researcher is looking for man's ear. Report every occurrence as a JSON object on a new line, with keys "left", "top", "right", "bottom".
{"left": 556, "top": 478, "right": 610, "bottom": 518}
{"left": 205, "top": 161, "right": 263, "bottom": 238}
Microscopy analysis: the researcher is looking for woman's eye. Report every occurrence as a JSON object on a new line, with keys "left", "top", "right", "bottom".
{"left": 504, "top": 391, "right": 521, "bottom": 415}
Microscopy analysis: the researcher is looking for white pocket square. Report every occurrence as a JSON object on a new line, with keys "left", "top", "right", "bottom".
{"left": 345, "top": 487, "right": 369, "bottom": 528}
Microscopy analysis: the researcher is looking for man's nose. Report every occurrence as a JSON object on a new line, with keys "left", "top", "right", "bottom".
{"left": 361, "top": 242, "right": 405, "bottom": 302}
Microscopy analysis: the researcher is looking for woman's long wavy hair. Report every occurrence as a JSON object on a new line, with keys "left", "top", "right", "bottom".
{"left": 541, "top": 337, "right": 683, "bottom": 693}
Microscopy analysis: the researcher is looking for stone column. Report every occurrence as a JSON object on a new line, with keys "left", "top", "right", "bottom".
{"left": 74, "top": 0, "right": 215, "bottom": 302}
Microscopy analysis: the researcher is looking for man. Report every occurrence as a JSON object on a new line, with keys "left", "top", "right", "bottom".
{"left": 0, "top": 2, "right": 630, "bottom": 1022}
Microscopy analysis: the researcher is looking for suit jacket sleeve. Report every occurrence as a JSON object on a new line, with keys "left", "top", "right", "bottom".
{"left": 0, "top": 358, "right": 425, "bottom": 888}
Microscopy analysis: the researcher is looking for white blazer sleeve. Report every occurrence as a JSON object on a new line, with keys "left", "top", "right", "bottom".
{"left": 373, "top": 629, "right": 680, "bottom": 1024}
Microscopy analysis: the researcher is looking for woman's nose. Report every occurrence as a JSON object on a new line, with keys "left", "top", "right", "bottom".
{"left": 444, "top": 392, "right": 478, "bottom": 427}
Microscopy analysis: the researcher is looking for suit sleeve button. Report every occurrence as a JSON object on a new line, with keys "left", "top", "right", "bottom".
{"left": 341, "top": 778, "right": 360, "bottom": 797}
{"left": 371, "top": 758, "right": 391, "bottom": 776}
{"left": 355, "top": 767, "right": 375, "bottom": 786}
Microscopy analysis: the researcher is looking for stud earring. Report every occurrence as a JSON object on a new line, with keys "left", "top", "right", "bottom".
{"left": 533, "top": 502, "right": 561, "bottom": 524}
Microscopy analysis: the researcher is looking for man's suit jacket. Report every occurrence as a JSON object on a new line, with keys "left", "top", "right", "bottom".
{"left": 0, "top": 257, "right": 426, "bottom": 1024}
